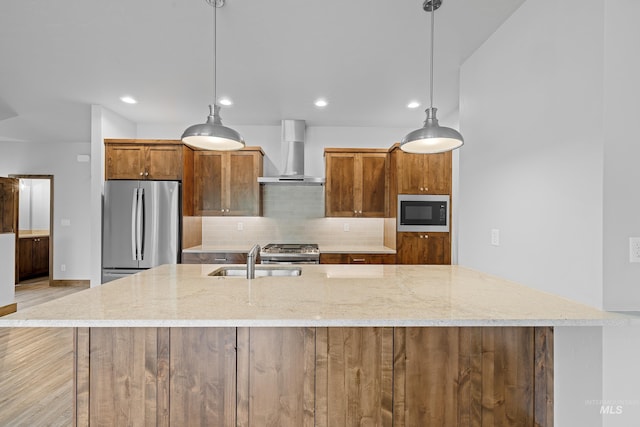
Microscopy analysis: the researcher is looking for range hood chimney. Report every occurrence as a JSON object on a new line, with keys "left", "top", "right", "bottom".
{"left": 258, "top": 119, "right": 325, "bottom": 185}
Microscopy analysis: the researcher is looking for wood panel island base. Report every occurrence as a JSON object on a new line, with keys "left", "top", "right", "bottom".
{"left": 3, "top": 264, "right": 632, "bottom": 426}
{"left": 74, "top": 326, "right": 552, "bottom": 426}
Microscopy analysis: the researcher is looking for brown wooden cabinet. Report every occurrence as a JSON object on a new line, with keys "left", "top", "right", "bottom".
{"left": 75, "top": 326, "right": 553, "bottom": 426}
{"left": 192, "top": 148, "right": 263, "bottom": 216}
{"left": 394, "top": 148, "right": 451, "bottom": 195}
{"left": 325, "top": 149, "right": 388, "bottom": 217}
{"left": 396, "top": 232, "right": 450, "bottom": 265}
{"left": 181, "top": 252, "right": 247, "bottom": 264}
{"left": 105, "top": 139, "right": 183, "bottom": 180}
{"left": 320, "top": 253, "right": 396, "bottom": 264}
{"left": 0, "top": 177, "right": 18, "bottom": 234}
{"left": 18, "top": 236, "right": 49, "bottom": 280}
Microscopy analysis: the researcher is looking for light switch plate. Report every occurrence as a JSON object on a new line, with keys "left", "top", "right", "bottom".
{"left": 630, "top": 237, "right": 640, "bottom": 263}
{"left": 237, "top": 222, "right": 244, "bottom": 231}
{"left": 343, "top": 223, "right": 350, "bottom": 232}
{"left": 491, "top": 229, "right": 500, "bottom": 246}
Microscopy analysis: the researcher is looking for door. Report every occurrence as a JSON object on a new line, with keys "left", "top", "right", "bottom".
{"left": 359, "top": 153, "right": 387, "bottom": 217}
{"left": 194, "top": 151, "right": 224, "bottom": 215}
{"left": 103, "top": 180, "right": 140, "bottom": 269}
{"left": 325, "top": 153, "right": 356, "bottom": 217}
{"left": 138, "top": 181, "right": 180, "bottom": 268}
{"left": 227, "top": 152, "right": 260, "bottom": 216}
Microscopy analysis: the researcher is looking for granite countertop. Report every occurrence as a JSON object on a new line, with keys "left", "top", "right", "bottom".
{"left": 183, "top": 244, "right": 396, "bottom": 254}
{"left": 319, "top": 245, "right": 396, "bottom": 254}
{"left": 2, "top": 264, "right": 637, "bottom": 328}
{"left": 183, "top": 245, "right": 255, "bottom": 253}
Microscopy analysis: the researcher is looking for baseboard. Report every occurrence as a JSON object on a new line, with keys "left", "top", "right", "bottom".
{"left": 50, "top": 279, "right": 90, "bottom": 287}
{"left": 0, "top": 302, "right": 17, "bottom": 317}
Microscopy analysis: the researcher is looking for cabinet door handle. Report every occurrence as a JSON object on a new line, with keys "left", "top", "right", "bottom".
{"left": 144, "top": 171, "right": 149, "bottom": 176}
{"left": 214, "top": 258, "right": 227, "bottom": 261}
{"left": 351, "top": 258, "right": 366, "bottom": 263}
{"left": 139, "top": 172, "right": 144, "bottom": 176}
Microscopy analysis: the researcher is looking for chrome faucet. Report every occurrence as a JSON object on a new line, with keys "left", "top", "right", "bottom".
{"left": 246, "top": 244, "right": 261, "bottom": 279}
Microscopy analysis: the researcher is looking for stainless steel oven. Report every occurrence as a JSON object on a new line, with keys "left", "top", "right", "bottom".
{"left": 397, "top": 194, "right": 449, "bottom": 232}
{"left": 260, "top": 243, "right": 320, "bottom": 264}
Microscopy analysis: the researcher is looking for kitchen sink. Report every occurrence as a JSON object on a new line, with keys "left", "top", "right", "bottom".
{"left": 209, "top": 266, "right": 302, "bottom": 278}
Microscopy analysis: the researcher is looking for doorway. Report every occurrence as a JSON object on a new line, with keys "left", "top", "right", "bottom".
{"left": 10, "top": 175, "right": 54, "bottom": 285}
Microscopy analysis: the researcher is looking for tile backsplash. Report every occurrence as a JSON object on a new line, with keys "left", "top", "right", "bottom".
{"left": 202, "top": 216, "right": 384, "bottom": 247}
{"left": 198, "top": 185, "right": 385, "bottom": 247}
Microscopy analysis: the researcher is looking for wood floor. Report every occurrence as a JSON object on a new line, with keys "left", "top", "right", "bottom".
{"left": 0, "top": 277, "right": 87, "bottom": 426}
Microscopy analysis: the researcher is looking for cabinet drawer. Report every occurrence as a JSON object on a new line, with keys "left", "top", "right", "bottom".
{"left": 320, "top": 253, "right": 396, "bottom": 264}
{"left": 182, "top": 252, "right": 247, "bottom": 264}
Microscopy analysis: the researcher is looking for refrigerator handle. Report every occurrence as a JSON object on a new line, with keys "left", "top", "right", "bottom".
{"left": 136, "top": 187, "right": 144, "bottom": 260}
{"left": 131, "top": 188, "right": 138, "bottom": 261}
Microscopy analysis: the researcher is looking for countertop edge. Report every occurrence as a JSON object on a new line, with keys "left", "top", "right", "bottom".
{"left": 2, "top": 318, "right": 637, "bottom": 328}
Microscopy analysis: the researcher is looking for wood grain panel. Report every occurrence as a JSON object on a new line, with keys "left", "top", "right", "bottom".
{"left": 394, "top": 327, "right": 542, "bottom": 427}
{"left": 236, "top": 327, "right": 250, "bottom": 427}
{"left": 228, "top": 151, "right": 262, "bottom": 216}
{"left": 156, "top": 328, "right": 170, "bottom": 427}
{"left": 74, "top": 327, "right": 90, "bottom": 427}
{"left": 247, "top": 327, "right": 316, "bottom": 427}
{"left": 181, "top": 216, "right": 202, "bottom": 250}
{"left": 89, "top": 328, "right": 160, "bottom": 426}
{"left": 534, "top": 327, "right": 554, "bottom": 427}
{"left": 170, "top": 327, "right": 237, "bottom": 427}
{"left": 146, "top": 144, "right": 182, "bottom": 180}
{"left": 105, "top": 145, "right": 145, "bottom": 179}
{"left": 360, "top": 153, "right": 388, "bottom": 217}
{"left": 397, "top": 232, "right": 451, "bottom": 265}
{"left": 194, "top": 151, "right": 224, "bottom": 215}
{"left": 317, "top": 327, "right": 393, "bottom": 426}
{"left": 325, "top": 154, "right": 356, "bottom": 216}
{"left": 0, "top": 177, "right": 18, "bottom": 233}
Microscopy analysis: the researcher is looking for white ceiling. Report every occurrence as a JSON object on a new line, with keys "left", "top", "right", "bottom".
{"left": 0, "top": 0, "right": 524, "bottom": 143}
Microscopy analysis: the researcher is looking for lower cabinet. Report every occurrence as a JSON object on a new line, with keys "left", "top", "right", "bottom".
{"left": 181, "top": 252, "right": 247, "bottom": 264}
{"left": 74, "top": 326, "right": 553, "bottom": 427}
{"left": 18, "top": 236, "right": 49, "bottom": 281}
{"left": 396, "top": 232, "right": 451, "bottom": 265}
{"left": 320, "top": 253, "right": 396, "bottom": 264}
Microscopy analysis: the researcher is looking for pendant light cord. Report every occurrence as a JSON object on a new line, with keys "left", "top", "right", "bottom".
{"left": 429, "top": 3, "right": 435, "bottom": 111}
{"left": 213, "top": 0, "right": 217, "bottom": 107}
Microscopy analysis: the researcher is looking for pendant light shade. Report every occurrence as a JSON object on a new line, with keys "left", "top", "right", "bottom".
{"left": 181, "top": 0, "right": 244, "bottom": 151}
{"left": 400, "top": 107, "right": 463, "bottom": 154}
{"left": 182, "top": 104, "right": 245, "bottom": 151}
{"left": 400, "top": 0, "right": 463, "bottom": 154}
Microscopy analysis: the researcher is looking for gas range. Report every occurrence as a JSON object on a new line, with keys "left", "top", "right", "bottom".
{"left": 260, "top": 243, "right": 320, "bottom": 264}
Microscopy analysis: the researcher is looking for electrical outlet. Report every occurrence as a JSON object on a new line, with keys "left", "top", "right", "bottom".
{"left": 61, "top": 219, "right": 71, "bottom": 226}
{"left": 60, "top": 264, "right": 66, "bottom": 272}
{"left": 237, "top": 222, "right": 244, "bottom": 231}
{"left": 491, "top": 229, "right": 500, "bottom": 246}
{"left": 343, "top": 223, "right": 350, "bottom": 232}
{"left": 630, "top": 237, "right": 640, "bottom": 263}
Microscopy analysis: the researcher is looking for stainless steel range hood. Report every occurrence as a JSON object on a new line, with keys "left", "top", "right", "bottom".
{"left": 258, "top": 120, "right": 325, "bottom": 185}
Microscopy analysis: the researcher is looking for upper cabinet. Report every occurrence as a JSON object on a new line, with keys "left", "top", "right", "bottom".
{"left": 105, "top": 139, "right": 183, "bottom": 181}
{"left": 192, "top": 148, "right": 264, "bottom": 216}
{"left": 392, "top": 147, "right": 452, "bottom": 195}
{"left": 325, "top": 149, "right": 388, "bottom": 217}
{"left": 0, "top": 177, "right": 18, "bottom": 234}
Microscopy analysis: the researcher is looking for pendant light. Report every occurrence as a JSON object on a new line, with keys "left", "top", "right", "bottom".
{"left": 181, "top": 0, "right": 245, "bottom": 151}
{"left": 400, "top": 0, "right": 463, "bottom": 154}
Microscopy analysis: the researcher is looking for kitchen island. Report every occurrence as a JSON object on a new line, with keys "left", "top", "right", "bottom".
{"left": 2, "top": 264, "right": 634, "bottom": 426}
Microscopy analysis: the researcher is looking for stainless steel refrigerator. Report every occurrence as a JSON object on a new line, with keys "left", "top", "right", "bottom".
{"left": 102, "top": 180, "right": 180, "bottom": 283}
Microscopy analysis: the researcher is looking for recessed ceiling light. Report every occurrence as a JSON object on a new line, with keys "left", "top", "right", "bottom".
{"left": 407, "top": 101, "right": 421, "bottom": 109}
{"left": 314, "top": 98, "right": 328, "bottom": 108}
{"left": 219, "top": 97, "right": 233, "bottom": 106}
{"left": 120, "top": 96, "right": 137, "bottom": 104}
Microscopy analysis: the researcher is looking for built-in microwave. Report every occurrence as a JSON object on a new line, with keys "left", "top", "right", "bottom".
{"left": 397, "top": 194, "right": 449, "bottom": 232}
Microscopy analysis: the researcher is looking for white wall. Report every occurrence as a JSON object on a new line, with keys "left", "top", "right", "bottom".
{"left": 0, "top": 234, "right": 15, "bottom": 308}
{"left": 459, "top": 0, "right": 604, "bottom": 308}
{"left": 459, "top": 0, "right": 606, "bottom": 424}
{"left": 0, "top": 141, "right": 91, "bottom": 281}
{"left": 602, "top": 0, "right": 640, "bottom": 310}
{"left": 18, "top": 179, "right": 50, "bottom": 231}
